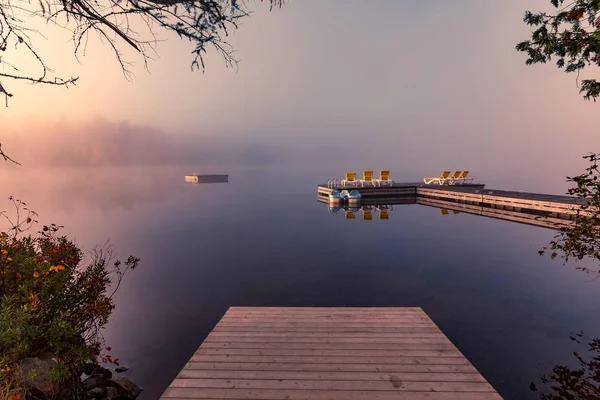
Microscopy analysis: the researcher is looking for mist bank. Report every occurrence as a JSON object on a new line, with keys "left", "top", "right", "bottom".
{"left": 3, "top": 118, "right": 284, "bottom": 168}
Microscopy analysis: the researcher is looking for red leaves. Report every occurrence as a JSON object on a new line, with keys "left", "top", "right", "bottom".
{"left": 101, "top": 354, "right": 120, "bottom": 366}
{"left": 566, "top": 8, "right": 585, "bottom": 21}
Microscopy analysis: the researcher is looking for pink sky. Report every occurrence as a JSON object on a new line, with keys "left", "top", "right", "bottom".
{"left": 1, "top": 0, "right": 598, "bottom": 194}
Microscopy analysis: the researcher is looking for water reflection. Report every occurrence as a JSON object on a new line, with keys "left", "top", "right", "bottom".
{"left": 531, "top": 332, "right": 600, "bottom": 399}
{"left": 329, "top": 205, "right": 393, "bottom": 221}
{"left": 321, "top": 197, "right": 573, "bottom": 230}
{"left": 3, "top": 165, "right": 599, "bottom": 400}
{"left": 417, "top": 197, "right": 573, "bottom": 230}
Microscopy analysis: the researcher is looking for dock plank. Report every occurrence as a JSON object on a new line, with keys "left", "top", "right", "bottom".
{"left": 160, "top": 307, "right": 503, "bottom": 399}
{"left": 183, "top": 362, "right": 480, "bottom": 373}
{"left": 201, "top": 342, "right": 456, "bottom": 350}
{"left": 162, "top": 388, "right": 502, "bottom": 400}
{"left": 168, "top": 378, "right": 496, "bottom": 392}
{"left": 194, "top": 348, "right": 463, "bottom": 358}
{"left": 176, "top": 370, "right": 487, "bottom": 382}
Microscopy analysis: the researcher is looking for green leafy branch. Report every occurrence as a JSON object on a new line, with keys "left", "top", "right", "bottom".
{"left": 517, "top": 0, "right": 600, "bottom": 101}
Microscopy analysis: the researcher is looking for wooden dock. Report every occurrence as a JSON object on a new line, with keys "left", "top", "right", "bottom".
{"left": 317, "top": 182, "right": 586, "bottom": 219}
{"left": 161, "top": 307, "right": 502, "bottom": 400}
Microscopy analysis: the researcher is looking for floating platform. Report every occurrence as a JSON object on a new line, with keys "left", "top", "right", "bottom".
{"left": 318, "top": 182, "right": 586, "bottom": 220}
{"left": 161, "top": 307, "right": 503, "bottom": 400}
{"left": 185, "top": 174, "right": 229, "bottom": 184}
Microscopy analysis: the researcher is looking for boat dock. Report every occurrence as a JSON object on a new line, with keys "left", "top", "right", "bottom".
{"left": 317, "top": 183, "right": 586, "bottom": 219}
{"left": 161, "top": 307, "right": 502, "bottom": 399}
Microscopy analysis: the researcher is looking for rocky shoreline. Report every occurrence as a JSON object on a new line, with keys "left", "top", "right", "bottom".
{"left": 80, "top": 363, "right": 142, "bottom": 400}
{"left": 19, "top": 355, "right": 142, "bottom": 399}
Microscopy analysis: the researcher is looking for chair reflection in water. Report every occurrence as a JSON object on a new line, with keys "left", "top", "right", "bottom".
{"left": 439, "top": 208, "right": 460, "bottom": 215}
{"left": 377, "top": 205, "right": 393, "bottom": 220}
{"left": 341, "top": 206, "right": 392, "bottom": 221}
{"left": 362, "top": 207, "right": 373, "bottom": 221}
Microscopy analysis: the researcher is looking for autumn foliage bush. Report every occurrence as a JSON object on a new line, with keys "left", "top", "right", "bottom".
{"left": 0, "top": 198, "right": 139, "bottom": 398}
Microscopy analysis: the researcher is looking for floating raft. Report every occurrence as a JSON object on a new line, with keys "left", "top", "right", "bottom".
{"left": 161, "top": 307, "right": 503, "bottom": 400}
{"left": 185, "top": 174, "right": 229, "bottom": 184}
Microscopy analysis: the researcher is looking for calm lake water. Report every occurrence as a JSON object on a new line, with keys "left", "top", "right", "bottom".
{"left": 2, "top": 164, "right": 599, "bottom": 400}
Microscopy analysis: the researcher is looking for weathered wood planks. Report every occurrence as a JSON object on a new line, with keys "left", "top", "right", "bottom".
{"left": 161, "top": 307, "right": 502, "bottom": 400}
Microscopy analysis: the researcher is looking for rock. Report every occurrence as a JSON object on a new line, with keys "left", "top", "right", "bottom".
{"left": 105, "top": 386, "right": 121, "bottom": 399}
{"left": 84, "top": 363, "right": 112, "bottom": 379}
{"left": 86, "top": 387, "right": 105, "bottom": 398}
{"left": 114, "top": 366, "right": 129, "bottom": 373}
{"left": 81, "top": 377, "right": 99, "bottom": 391}
{"left": 97, "top": 366, "right": 113, "bottom": 379}
{"left": 18, "top": 354, "right": 59, "bottom": 397}
{"left": 108, "top": 376, "right": 143, "bottom": 399}
{"left": 83, "top": 363, "right": 95, "bottom": 375}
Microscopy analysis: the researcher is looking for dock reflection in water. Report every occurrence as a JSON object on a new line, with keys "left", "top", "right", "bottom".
{"left": 321, "top": 197, "right": 573, "bottom": 230}
{"left": 329, "top": 205, "right": 394, "bottom": 221}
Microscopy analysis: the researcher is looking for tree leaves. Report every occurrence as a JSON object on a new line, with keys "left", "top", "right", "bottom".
{"left": 533, "top": 334, "right": 600, "bottom": 399}
{"left": 518, "top": 1, "right": 600, "bottom": 101}
{"left": 540, "top": 153, "right": 600, "bottom": 275}
{"left": 566, "top": 8, "right": 586, "bottom": 21}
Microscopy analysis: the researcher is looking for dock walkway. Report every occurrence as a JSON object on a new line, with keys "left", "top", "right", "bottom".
{"left": 161, "top": 307, "right": 502, "bottom": 399}
{"left": 317, "top": 182, "right": 586, "bottom": 218}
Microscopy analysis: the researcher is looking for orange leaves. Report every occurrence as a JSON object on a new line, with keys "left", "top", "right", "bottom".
{"left": 1, "top": 249, "right": 7, "bottom": 255}
{"left": 49, "top": 264, "right": 65, "bottom": 273}
{"left": 566, "top": 8, "right": 585, "bottom": 21}
{"left": 29, "top": 292, "right": 40, "bottom": 310}
{"left": 15, "top": 272, "right": 21, "bottom": 279}
{"left": 33, "top": 271, "right": 39, "bottom": 279}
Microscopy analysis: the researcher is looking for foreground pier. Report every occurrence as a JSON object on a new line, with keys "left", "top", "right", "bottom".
{"left": 161, "top": 307, "right": 502, "bottom": 399}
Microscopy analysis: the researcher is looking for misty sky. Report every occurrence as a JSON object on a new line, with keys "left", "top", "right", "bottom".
{"left": 2, "top": 0, "right": 599, "bottom": 193}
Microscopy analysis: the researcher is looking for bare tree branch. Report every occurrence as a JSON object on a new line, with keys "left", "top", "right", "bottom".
{"left": 0, "top": 0, "right": 284, "bottom": 103}
{"left": 0, "top": 143, "right": 20, "bottom": 165}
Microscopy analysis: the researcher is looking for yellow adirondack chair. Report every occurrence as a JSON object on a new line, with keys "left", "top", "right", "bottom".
{"left": 424, "top": 171, "right": 451, "bottom": 185}
{"left": 358, "top": 170, "right": 374, "bottom": 187}
{"left": 457, "top": 170, "right": 473, "bottom": 184}
{"left": 341, "top": 172, "right": 356, "bottom": 187}
{"left": 446, "top": 171, "right": 462, "bottom": 185}
{"left": 375, "top": 170, "right": 393, "bottom": 187}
